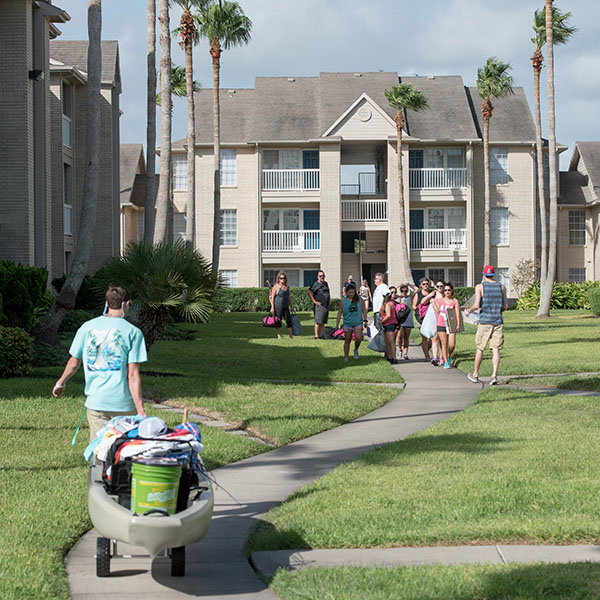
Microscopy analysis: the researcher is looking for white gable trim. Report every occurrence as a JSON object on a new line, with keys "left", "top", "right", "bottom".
{"left": 322, "top": 93, "right": 397, "bottom": 137}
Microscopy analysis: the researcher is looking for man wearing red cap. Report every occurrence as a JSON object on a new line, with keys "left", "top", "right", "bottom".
{"left": 465, "top": 265, "right": 508, "bottom": 385}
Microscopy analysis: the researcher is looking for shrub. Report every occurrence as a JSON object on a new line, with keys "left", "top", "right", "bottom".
{"left": 32, "top": 341, "right": 70, "bottom": 367}
{"left": 51, "top": 273, "right": 104, "bottom": 311}
{"left": 515, "top": 280, "right": 600, "bottom": 310}
{"left": 157, "top": 323, "right": 193, "bottom": 341}
{"left": 0, "top": 326, "right": 33, "bottom": 377}
{"left": 213, "top": 287, "right": 334, "bottom": 313}
{"left": 0, "top": 261, "right": 48, "bottom": 331}
{"left": 454, "top": 286, "right": 475, "bottom": 306}
{"left": 58, "top": 309, "right": 96, "bottom": 338}
{"left": 589, "top": 288, "right": 600, "bottom": 316}
{"left": 511, "top": 258, "right": 539, "bottom": 298}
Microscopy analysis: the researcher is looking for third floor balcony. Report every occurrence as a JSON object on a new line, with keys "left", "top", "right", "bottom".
{"left": 262, "top": 168, "right": 320, "bottom": 192}
{"left": 409, "top": 168, "right": 467, "bottom": 190}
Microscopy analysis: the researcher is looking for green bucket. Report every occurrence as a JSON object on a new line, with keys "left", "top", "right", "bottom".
{"left": 131, "top": 458, "right": 182, "bottom": 515}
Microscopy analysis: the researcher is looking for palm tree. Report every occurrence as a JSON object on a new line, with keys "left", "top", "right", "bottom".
{"left": 96, "top": 240, "right": 217, "bottom": 349}
{"left": 144, "top": 0, "right": 157, "bottom": 244}
{"left": 154, "top": 0, "right": 172, "bottom": 244}
{"left": 196, "top": 0, "right": 251, "bottom": 271}
{"left": 384, "top": 83, "right": 428, "bottom": 284}
{"left": 535, "top": 2, "right": 576, "bottom": 319}
{"left": 34, "top": 0, "right": 103, "bottom": 345}
{"left": 476, "top": 58, "right": 514, "bottom": 267}
{"left": 156, "top": 63, "right": 200, "bottom": 105}
{"left": 172, "top": 0, "right": 207, "bottom": 249}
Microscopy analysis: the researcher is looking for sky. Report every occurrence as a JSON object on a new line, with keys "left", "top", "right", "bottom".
{"left": 53, "top": 0, "right": 600, "bottom": 170}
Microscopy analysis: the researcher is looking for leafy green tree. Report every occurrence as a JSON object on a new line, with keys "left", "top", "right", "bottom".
{"left": 476, "top": 58, "right": 514, "bottom": 267}
{"left": 195, "top": 0, "right": 251, "bottom": 271}
{"left": 96, "top": 240, "right": 217, "bottom": 349}
{"left": 384, "top": 83, "right": 428, "bottom": 284}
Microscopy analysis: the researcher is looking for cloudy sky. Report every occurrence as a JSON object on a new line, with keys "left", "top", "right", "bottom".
{"left": 54, "top": 0, "right": 599, "bottom": 169}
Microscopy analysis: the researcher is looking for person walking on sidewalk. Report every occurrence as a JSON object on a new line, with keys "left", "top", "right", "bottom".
{"left": 466, "top": 265, "right": 508, "bottom": 385}
{"left": 335, "top": 284, "right": 367, "bottom": 362}
{"left": 372, "top": 272, "right": 390, "bottom": 328}
{"left": 308, "top": 270, "right": 330, "bottom": 339}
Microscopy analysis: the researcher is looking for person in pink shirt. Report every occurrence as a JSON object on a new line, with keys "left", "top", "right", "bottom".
{"left": 434, "top": 281, "right": 461, "bottom": 369}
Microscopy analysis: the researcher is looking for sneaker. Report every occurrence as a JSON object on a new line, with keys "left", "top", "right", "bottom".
{"left": 431, "top": 358, "right": 438, "bottom": 366}
{"left": 489, "top": 377, "right": 498, "bottom": 385}
{"left": 390, "top": 359, "right": 399, "bottom": 365}
{"left": 404, "top": 354, "right": 409, "bottom": 361}
{"left": 467, "top": 373, "right": 480, "bottom": 383}
{"left": 344, "top": 357, "right": 349, "bottom": 362}
{"left": 353, "top": 350, "right": 360, "bottom": 360}
{"left": 443, "top": 360, "right": 451, "bottom": 369}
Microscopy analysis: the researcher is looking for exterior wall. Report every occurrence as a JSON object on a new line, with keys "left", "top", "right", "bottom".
{"left": 195, "top": 148, "right": 216, "bottom": 261}
{"left": 49, "top": 77, "right": 65, "bottom": 280}
{"left": 557, "top": 207, "right": 590, "bottom": 283}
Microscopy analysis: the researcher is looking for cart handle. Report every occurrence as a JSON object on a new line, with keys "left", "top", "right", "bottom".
{"left": 141, "top": 509, "right": 170, "bottom": 517}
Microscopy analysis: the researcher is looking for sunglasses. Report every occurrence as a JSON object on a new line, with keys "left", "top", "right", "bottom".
{"left": 400, "top": 288, "right": 408, "bottom": 293}
{"left": 279, "top": 276, "right": 286, "bottom": 280}
{"left": 444, "top": 288, "right": 453, "bottom": 292}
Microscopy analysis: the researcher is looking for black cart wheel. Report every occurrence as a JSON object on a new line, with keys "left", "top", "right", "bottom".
{"left": 171, "top": 546, "right": 185, "bottom": 577}
{"left": 96, "top": 537, "right": 111, "bottom": 577}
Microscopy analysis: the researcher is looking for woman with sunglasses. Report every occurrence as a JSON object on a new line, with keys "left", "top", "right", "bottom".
{"left": 270, "top": 271, "right": 295, "bottom": 339}
{"left": 397, "top": 283, "right": 415, "bottom": 360}
{"left": 434, "top": 281, "right": 461, "bottom": 368}
{"left": 413, "top": 278, "right": 436, "bottom": 361}
{"left": 335, "top": 284, "right": 367, "bottom": 361}
{"left": 379, "top": 292, "right": 399, "bottom": 364}
{"left": 359, "top": 279, "right": 372, "bottom": 316}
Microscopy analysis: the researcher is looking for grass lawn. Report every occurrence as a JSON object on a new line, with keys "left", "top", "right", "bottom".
{"left": 505, "top": 374, "right": 600, "bottom": 393}
{"left": 270, "top": 563, "right": 600, "bottom": 600}
{"left": 249, "top": 387, "right": 600, "bottom": 552}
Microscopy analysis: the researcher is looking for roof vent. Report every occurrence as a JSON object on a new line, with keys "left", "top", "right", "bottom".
{"left": 427, "top": 75, "right": 435, "bottom": 80}
{"left": 227, "top": 89, "right": 236, "bottom": 94}
{"left": 287, "top": 78, "right": 295, "bottom": 82}
{"left": 354, "top": 73, "right": 362, "bottom": 77}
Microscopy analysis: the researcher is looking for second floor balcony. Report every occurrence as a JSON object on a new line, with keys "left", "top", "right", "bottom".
{"left": 409, "top": 168, "right": 466, "bottom": 190}
{"left": 262, "top": 229, "right": 320, "bottom": 252}
{"left": 341, "top": 199, "right": 388, "bottom": 222}
{"left": 410, "top": 228, "right": 467, "bottom": 251}
{"left": 262, "top": 169, "right": 320, "bottom": 192}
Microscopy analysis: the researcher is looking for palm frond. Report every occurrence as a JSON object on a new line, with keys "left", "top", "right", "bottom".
{"left": 477, "top": 57, "right": 514, "bottom": 101}
{"left": 195, "top": 0, "right": 252, "bottom": 48}
{"left": 384, "top": 83, "right": 428, "bottom": 113}
{"left": 531, "top": 6, "right": 577, "bottom": 49}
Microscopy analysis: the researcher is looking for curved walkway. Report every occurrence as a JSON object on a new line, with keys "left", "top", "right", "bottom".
{"left": 66, "top": 357, "right": 476, "bottom": 599}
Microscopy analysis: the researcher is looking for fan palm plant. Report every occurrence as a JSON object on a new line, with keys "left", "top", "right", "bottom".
{"left": 531, "top": 5, "right": 576, "bottom": 290}
{"left": 195, "top": 0, "right": 251, "bottom": 271}
{"left": 384, "top": 83, "right": 428, "bottom": 284}
{"left": 96, "top": 240, "right": 217, "bottom": 349}
{"left": 476, "top": 58, "right": 514, "bottom": 267}
{"left": 156, "top": 63, "right": 200, "bottom": 105}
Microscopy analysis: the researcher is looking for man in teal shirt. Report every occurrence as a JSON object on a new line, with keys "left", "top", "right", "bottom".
{"left": 52, "top": 286, "right": 147, "bottom": 440}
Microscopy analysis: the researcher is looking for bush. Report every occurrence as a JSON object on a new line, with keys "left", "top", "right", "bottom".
{"left": 58, "top": 309, "right": 96, "bottom": 338}
{"left": 589, "top": 288, "right": 600, "bottom": 316}
{"left": 515, "top": 280, "right": 600, "bottom": 310}
{"left": 213, "top": 287, "right": 319, "bottom": 313}
{"left": 32, "top": 341, "right": 70, "bottom": 367}
{"left": 0, "top": 326, "right": 33, "bottom": 377}
{"left": 51, "top": 273, "right": 105, "bottom": 311}
{"left": 0, "top": 261, "right": 48, "bottom": 331}
{"left": 157, "top": 323, "right": 193, "bottom": 341}
{"left": 455, "top": 287, "right": 475, "bottom": 306}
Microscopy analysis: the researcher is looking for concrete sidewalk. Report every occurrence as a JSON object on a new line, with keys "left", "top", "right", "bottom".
{"left": 66, "top": 356, "right": 477, "bottom": 599}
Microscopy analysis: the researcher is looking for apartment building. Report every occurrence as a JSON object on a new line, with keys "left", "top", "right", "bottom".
{"left": 0, "top": 0, "right": 121, "bottom": 282}
{"left": 174, "top": 72, "right": 595, "bottom": 297}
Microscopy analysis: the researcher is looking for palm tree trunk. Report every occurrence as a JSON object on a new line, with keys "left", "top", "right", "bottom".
{"left": 210, "top": 39, "right": 221, "bottom": 271}
{"left": 482, "top": 111, "right": 491, "bottom": 267}
{"left": 184, "top": 21, "right": 196, "bottom": 247}
{"left": 154, "top": 0, "right": 172, "bottom": 243}
{"left": 395, "top": 113, "right": 413, "bottom": 283}
{"left": 144, "top": 0, "right": 156, "bottom": 244}
{"left": 34, "top": 0, "right": 102, "bottom": 345}
{"left": 539, "top": 0, "right": 557, "bottom": 318}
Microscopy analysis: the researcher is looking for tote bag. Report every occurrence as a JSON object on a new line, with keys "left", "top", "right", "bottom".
{"left": 419, "top": 304, "right": 437, "bottom": 339}
{"left": 290, "top": 313, "right": 303, "bottom": 336}
{"left": 262, "top": 313, "right": 281, "bottom": 328}
{"left": 367, "top": 332, "right": 386, "bottom": 352}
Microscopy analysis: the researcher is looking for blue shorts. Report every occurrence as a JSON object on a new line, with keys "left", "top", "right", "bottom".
{"left": 383, "top": 324, "right": 397, "bottom": 333}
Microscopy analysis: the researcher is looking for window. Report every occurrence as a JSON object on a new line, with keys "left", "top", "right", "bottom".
{"left": 137, "top": 212, "right": 144, "bottom": 241}
{"left": 569, "top": 268, "right": 586, "bottom": 283}
{"left": 220, "top": 209, "right": 237, "bottom": 246}
{"left": 448, "top": 268, "right": 465, "bottom": 287}
{"left": 282, "top": 209, "right": 299, "bottom": 230}
{"left": 173, "top": 212, "right": 186, "bottom": 241}
{"left": 491, "top": 208, "right": 509, "bottom": 245}
{"left": 281, "top": 149, "right": 299, "bottom": 169}
{"left": 426, "top": 148, "right": 444, "bottom": 169}
{"left": 568, "top": 210, "right": 586, "bottom": 245}
{"left": 262, "top": 209, "right": 301, "bottom": 231}
{"left": 263, "top": 269, "right": 302, "bottom": 288}
{"left": 62, "top": 81, "right": 72, "bottom": 148}
{"left": 263, "top": 209, "right": 279, "bottom": 231}
{"left": 263, "top": 269, "right": 278, "bottom": 287}
{"left": 263, "top": 150, "right": 279, "bottom": 169}
{"left": 490, "top": 148, "right": 508, "bottom": 185}
{"left": 447, "top": 208, "right": 465, "bottom": 230}
{"left": 173, "top": 154, "right": 187, "bottom": 190}
{"left": 63, "top": 164, "right": 72, "bottom": 236}
{"left": 446, "top": 148, "right": 465, "bottom": 168}
{"left": 428, "top": 208, "right": 444, "bottom": 229}
{"left": 429, "top": 268, "right": 445, "bottom": 283}
{"left": 424, "top": 147, "right": 464, "bottom": 168}
{"left": 496, "top": 267, "right": 510, "bottom": 295}
{"left": 219, "top": 270, "right": 238, "bottom": 288}
{"left": 220, "top": 149, "right": 237, "bottom": 186}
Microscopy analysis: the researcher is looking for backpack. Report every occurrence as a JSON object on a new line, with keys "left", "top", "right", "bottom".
{"left": 394, "top": 301, "right": 410, "bottom": 325}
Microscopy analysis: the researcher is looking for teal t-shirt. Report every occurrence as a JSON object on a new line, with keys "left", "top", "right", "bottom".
{"left": 342, "top": 297, "right": 362, "bottom": 328}
{"left": 69, "top": 315, "right": 147, "bottom": 412}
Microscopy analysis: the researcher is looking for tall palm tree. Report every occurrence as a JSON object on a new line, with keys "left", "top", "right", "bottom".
{"left": 154, "top": 0, "right": 172, "bottom": 243}
{"left": 156, "top": 63, "right": 200, "bottom": 105}
{"left": 196, "top": 0, "right": 251, "bottom": 271}
{"left": 384, "top": 83, "right": 428, "bottom": 284}
{"left": 535, "top": 2, "right": 576, "bottom": 319}
{"left": 35, "top": 0, "right": 103, "bottom": 345}
{"left": 144, "top": 0, "right": 157, "bottom": 244}
{"left": 172, "top": 0, "right": 207, "bottom": 248}
{"left": 476, "top": 57, "right": 514, "bottom": 267}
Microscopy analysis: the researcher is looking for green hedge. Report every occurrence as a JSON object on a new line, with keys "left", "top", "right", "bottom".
{"left": 454, "top": 286, "right": 475, "bottom": 306}
{"left": 0, "top": 326, "right": 33, "bottom": 377}
{"left": 0, "top": 261, "right": 48, "bottom": 331}
{"left": 51, "top": 273, "right": 105, "bottom": 311}
{"left": 515, "top": 280, "right": 600, "bottom": 310}
{"left": 589, "top": 288, "right": 600, "bottom": 316}
{"left": 213, "top": 287, "right": 323, "bottom": 313}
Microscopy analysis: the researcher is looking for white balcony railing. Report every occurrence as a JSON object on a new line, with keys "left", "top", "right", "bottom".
{"left": 262, "top": 169, "right": 320, "bottom": 191}
{"left": 64, "top": 204, "right": 72, "bottom": 236}
{"left": 341, "top": 200, "right": 388, "bottom": 222}
{"left": 263, "top": 230, "right": 320, "bottom": 252}
{"left": 409, "top": 168, "right": 466, "bottom": 189}
{"left": 410, "top": 229, "right": 467, "bottom": 251}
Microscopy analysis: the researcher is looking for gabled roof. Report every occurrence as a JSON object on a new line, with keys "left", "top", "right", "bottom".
{"left": 120, "top": 144, "right": 145, "bottom": 206}
{"left": 570, "top": 142, "right": 600, "bottom": 189}
{"left": 49, "top": 40, "right": 120, "bottom": 86}
{"left": 559, "top": 171, "right": 592, "bottom": 205}
{"left": 130, "top": 174, "right": 159, "bottom": 208}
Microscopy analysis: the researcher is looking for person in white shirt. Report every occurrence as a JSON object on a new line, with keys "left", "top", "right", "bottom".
{"left": 372, "top": 272, "right": 390, "bottom": 326}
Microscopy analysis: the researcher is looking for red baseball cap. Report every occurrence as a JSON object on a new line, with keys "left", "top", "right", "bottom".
{"left": 483, "top": 265, "right": 495, "bottom": 276}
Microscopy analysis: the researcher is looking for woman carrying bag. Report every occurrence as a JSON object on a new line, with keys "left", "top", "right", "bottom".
{"left": 270, "top": 271, "right": 295, "bottom": 339}
{"left": 380, "top": 293, "right": 399, "bottom": 364}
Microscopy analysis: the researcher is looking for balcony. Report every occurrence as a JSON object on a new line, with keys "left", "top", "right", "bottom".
{"left": 262, "top": 169, "right": 320, "bottom": 192}
{"left": 410, "top": 229, "right": 467, "bottom": 251}
{"left": 409, "top": 168, "right": 466, "bottom": 189}
{"left": 341, "top": 200, "right": 388, "bottom": 222}
{"left": 263, "top": 230, "right": 320, "bottom": 252}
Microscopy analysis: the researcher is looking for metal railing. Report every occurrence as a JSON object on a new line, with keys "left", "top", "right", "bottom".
{"left": 262, "top": 230, "right": 320, "bottom": 251}
{"left": 409, "top": 168, "right": 467, "bottom": 189}
{"left": 262, "top": 169, "right": 320, "bottom": 191}
{"left": 341, "top": 172, "right": 378, "bottom": 196}
{"left": 341, "top": 200, "right": 388, "bottom": 222}
{"left": 410, "top": 228, "right": 467, "bottom": 250}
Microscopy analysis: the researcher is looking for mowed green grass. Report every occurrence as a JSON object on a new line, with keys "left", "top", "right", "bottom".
{"left": 505, "top": 374, "right": 600, "bottom": 392}
{"left": 249, "top": 388, "right": 600, "bottom": 552}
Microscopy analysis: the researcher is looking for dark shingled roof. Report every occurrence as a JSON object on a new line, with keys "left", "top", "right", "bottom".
{"left": 120, "top": 144, "right": 144, "bottom": 206}
{"left": 130, "top": 174, "right": 159, "bottom": 208}
{"left": 49, "top": 40, "right": 120, "bottom": 84}
{"left": 559, "top": 171, "right": 592, "bottom": 205}
{"left": 573, "top": 142, "right": 600, "bottom": 190}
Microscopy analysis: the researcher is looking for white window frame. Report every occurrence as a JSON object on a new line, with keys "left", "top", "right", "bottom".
{"left": 62, "top": 81, "right": 72, "bottom": 149}
{"left": 425, "top": 147, "right": 465, "bottom": 169}
{"left": 490, "top": 147, "right": 509, "bottom": 185}
{"left": 219, "top": 270, "right": 238, "bottom": 288}
{"left": 496, "top": 267, "right": 510, "bottom": 295}
{"left": 569, "top": 268, "right": 586, "bottom": 283}
{"left": 491, "top": 207, "right": 509, "bottom": 246}
{"left": 568, "top": 210, "right": 586, "bottom": 246}
{"left": 220, "top": 209, "right": 237, "bottom": 246}
{"left": 173, "top": 212, "right": 186, "bottom": 241}
{"left": 220, "top": 149, "right": 237, "bottom": 187}
{"left": 172, "top": 154, "right": 188, "bottom": 191}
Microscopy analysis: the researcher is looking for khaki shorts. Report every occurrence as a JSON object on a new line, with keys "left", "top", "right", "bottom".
{"left": 475, "top": 323, "right": 504, "bottom": 351}
{"left": 87, "top": 408, "right": 137, "bottom": 442}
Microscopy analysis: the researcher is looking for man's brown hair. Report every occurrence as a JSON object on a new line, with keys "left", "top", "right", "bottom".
{"left": 105, "top": 286, "right": 131, "bottom": 309}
